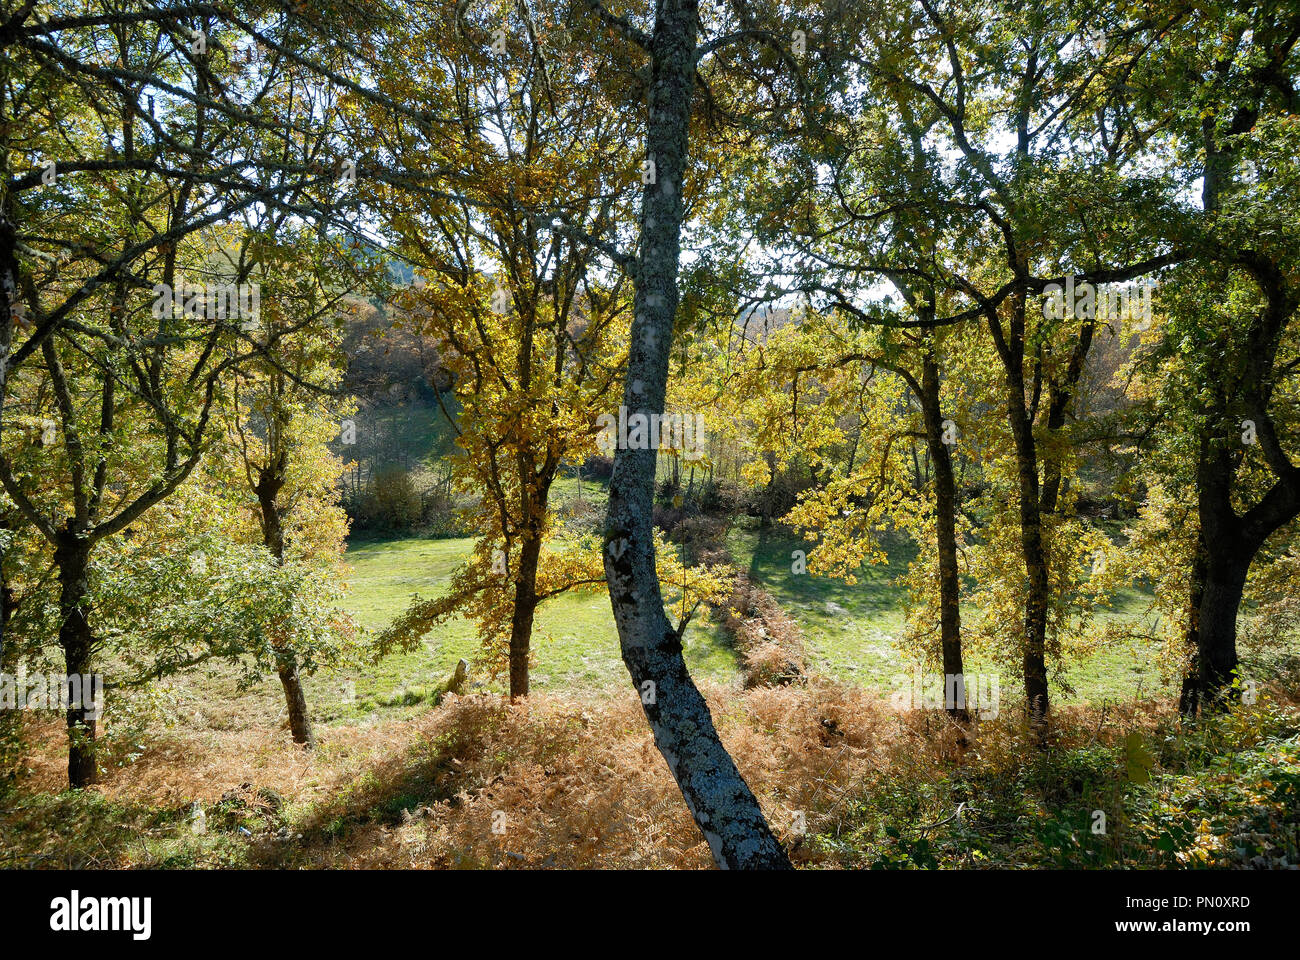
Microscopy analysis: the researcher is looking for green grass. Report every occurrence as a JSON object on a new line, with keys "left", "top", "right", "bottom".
{"left": 336, "top": 535, "right": 738, "bottom": 715}
{"left": 550, "top": 472, "right": 610, "bottom": 514}
{"left": 725, "top": 522, "right": 913, "bottom": 689}
{"left": 723, "top": 522, "right": 1174, "bottom": 704}
{"left": 338, "top": 522, "right": 1176, "bottom": 715}
{"left": 367, "top": 398, "right": 460, "bottom": 467}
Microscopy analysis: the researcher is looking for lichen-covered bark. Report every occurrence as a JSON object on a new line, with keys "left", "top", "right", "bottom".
{"left": 601, "top": 0, "right": 790, "bottom": 870}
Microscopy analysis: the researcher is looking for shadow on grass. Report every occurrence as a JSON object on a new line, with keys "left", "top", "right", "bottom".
{"left": 246, "top": 712, "right": 501, "bottom": 868}
{"left": 0, "top": 788, "right": 203, "bottom": 869}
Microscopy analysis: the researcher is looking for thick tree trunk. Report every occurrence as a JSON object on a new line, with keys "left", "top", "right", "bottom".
{"left": 1189, "top": 425, "right": 1300, "bottom": 710}
{"left": 508, "top": 532, "right": 542, "bottom": 699}
{"left": 54, "top": 535, "right": 96, "bottom": 788}
{"left": 919, "top": 355, "right": 966, "bottom": 719}
{"left": 602, "top": 0, "right": 789, "bottom": 869}
{"left": 1194, "top": 551, "right": 1249, "bottom": 709}
{"left": 1188, "top": 114, "right": 1300, "bottom": 711}
{"left": 1191, "top": 422, "right": 1299, "bottom": 709}
{"left": 256, "top": 468, "right": 313, "bottom": 746}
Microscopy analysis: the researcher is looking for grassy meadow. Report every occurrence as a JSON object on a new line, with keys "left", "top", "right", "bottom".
{"left": 327, "top": 514, "right": 1173, "bottom": 722}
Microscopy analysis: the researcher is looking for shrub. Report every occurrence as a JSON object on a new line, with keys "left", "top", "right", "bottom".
{"left": 579, "top": 455, "right": 614, "bottom": 481}
{"left": 698, "top": 478, "right": 741, "bottom": 516}
{"left": 741, "top": 466, "right": 813, "bottom": 521}
{"left": 347, "top": 467, "right": 460, "bottom": 536}
{"left": 418, "top": 487, "right": 461, "bottom": 538}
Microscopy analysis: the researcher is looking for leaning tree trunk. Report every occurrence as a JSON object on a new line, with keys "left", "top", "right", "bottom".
{"left": 274, "top": 659, "right": 312, "bottom": 745}
{"left": 256, "top": 468, "right": 313, "bottom": 746}
{"left": 601, "top": 0, "right": 789, "bottom": 870}
{"left": 54, "top": 533, "right": 97, "bottom": 788}
{"left": 918, "top": 354, "right": 966, "bottom": 719}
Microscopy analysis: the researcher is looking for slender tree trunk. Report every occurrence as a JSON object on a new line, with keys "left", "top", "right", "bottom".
{"left": 1005, "top": 390, "right": 1051, "bottom": 734}
{"left": 919, "top": 355, "right": 966, "bottom": 718}
{"left": 508, "top": 531, "right": 542, "bottom": 699}
{"left": 1178, "top": 534, "right": 1207, "bottom": 716}
{"left": 601, "top": 0, "right": 789, "bottom": 869}
{"left": 984, "top": 297, "right": 1054, "bottom": 739}
{"left": 991, "top": 299, "right": 1096, "bottom": 738}
{"left": 54, "top": 534, "right": 96, "bottom": 788}
{"left": 0, "top": 513, "right": 16, "bottom": 777}
{"left": 275, "top": 660, "right": 312, "bottom": 744}
{"left": 760, "top": 451, "right": 777, "bottom": 527}
{"left": 0, "top": 208, "right": 19, "bottom": 671}
{"left": 256, "top": 468, "right": 313, "bottom": 746}
{"left": 0, "top": 515, "right": 10, "bottom": 668}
